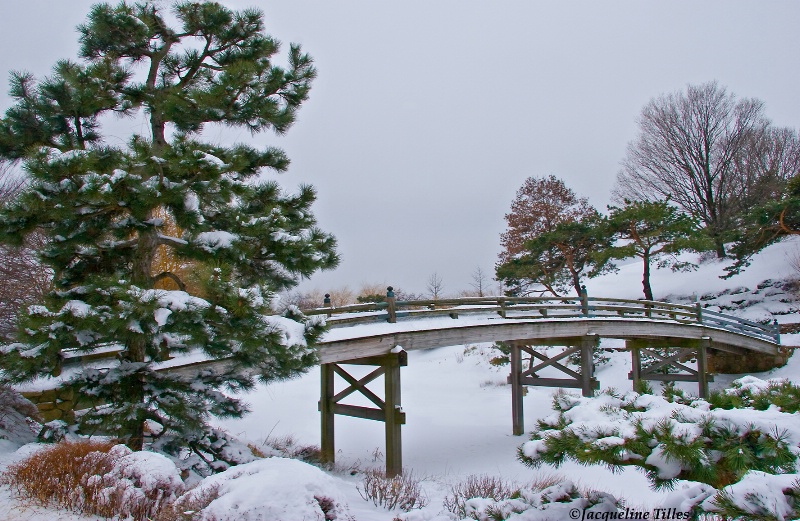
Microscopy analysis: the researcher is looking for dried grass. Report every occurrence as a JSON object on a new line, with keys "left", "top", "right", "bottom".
{"left": 0, "top": 439, "right": 218, "bottom": 521}
{"left": 443, "top": 473, "right": 562, "bottom": 518}
{"left": 357, "top": 468, "right": 428, "bottom": 512}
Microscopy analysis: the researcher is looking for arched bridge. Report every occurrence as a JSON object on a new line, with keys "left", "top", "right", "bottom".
{"left": 295, "top": 291, "right": 780, "bottom": 476}
{"left": 50, "top": 291, "right": 781, "bottom": 477}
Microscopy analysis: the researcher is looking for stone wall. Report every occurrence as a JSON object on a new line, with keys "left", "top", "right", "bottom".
{"left": 21, "top": 388, "right": 76, "bottom": 423}
{"left": 707, "top": 347, "right": 792, "bottom": 374}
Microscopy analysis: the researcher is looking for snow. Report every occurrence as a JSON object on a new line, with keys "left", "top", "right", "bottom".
{"left": 703, "top": 471, "right": 800, "bottom": 520}
{"left": 2, "top": 239, "right": 800, "bottom": 520}
{"left": 101, "top": 445, "right": 184, "bottom": 502}
{"left": 263, "top": 315, "right": 309, "bottom": 347}
{"left": 645, "top": 445, "right": 684, "bottom": 480}
{"left": 195, "top": 230, "right": 238, "bottom": 250}
{"left": 185, "top": 457, "right": 347, "bottom": 521}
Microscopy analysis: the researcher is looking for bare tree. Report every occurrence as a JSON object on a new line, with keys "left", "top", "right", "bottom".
{"left": 614, "top": 82, "right": 799, "bottom": 258}
{"left": 469, "top": 266, "right": 489, "bottom": 297}
{"left": 426, "top": 272, "right": 444, "bottom": 300}
{"left": 0, "top": 164, "right": 52, "bottom": 340}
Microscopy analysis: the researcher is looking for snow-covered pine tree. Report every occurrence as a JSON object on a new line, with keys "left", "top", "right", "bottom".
{"left": 0, "top": 1, "right": 338, "bottom": 454}
{"left": 596, "top": 199, "right": 710, "bottom": 301}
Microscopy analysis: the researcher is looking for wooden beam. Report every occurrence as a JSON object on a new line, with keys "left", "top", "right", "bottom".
{"left": 520, "top": 376, "right": 600, "bottom": 390}
{"left": 525, "top": 349, "right": 583, "bottom": 381}
{"left": 698, "top": 338, "right": 710, "bottom": 399}
{"left": 331, "top": 365, "right": 386, "bottom": 408}
{"left": 627, "top": 373, "right": 716, "bottom": 383}
{"left": 639, "top": 348, "right": 698, "bottom": 376}
{"left": 510, "top": 342, "right": 524, "bottom": 436}
{"left": 330, "top": 403, "right": 406, "bottom": 423}
{"left": 317, "top": 320, "right": 779, "bottom": 364}
{"left": 580, "top": 335, "right": 598, "bottom": 398}
{"left": 320, "top": 363, "right": 335, "bottom": 465}
{"left": 336, "top": 351, "right": 408, "bottom": 367}
{"left": 384, "top": 352, "right": 403, "bottom": 477}
{"left": 630, "top": 342, "right": 641, "bottom": 392}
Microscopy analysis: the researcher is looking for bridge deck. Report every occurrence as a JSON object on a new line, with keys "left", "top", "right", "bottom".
{"left": 317, "top": 314, "right": 778, "bottom": 364}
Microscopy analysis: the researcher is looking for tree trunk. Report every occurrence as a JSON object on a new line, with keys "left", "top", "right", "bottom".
{"left": 124, "top": 229, "right": 159, "bottom": 451}
{"left": 571, "top": 271, "right": 582, "bottom": 298}
{"left": 642, "top": 251, "right": 654, "bottom": 301}
{"left": 714, "top": 239, "right": 727, "bottom": 259}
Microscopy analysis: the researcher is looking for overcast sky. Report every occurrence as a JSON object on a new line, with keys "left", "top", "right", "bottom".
{"left": 1, "top": 2, "right": 799, "bottom": 298}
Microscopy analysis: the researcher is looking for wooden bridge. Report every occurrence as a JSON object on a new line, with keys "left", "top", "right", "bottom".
{"left": 299, "top": 287, "right": 780, "bottom": 476}
{"left": 44, "top": 287, "right": 781, "bottom": 477}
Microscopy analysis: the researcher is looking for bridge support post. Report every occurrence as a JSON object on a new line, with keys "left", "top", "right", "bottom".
{"left": 627, "top": 338, "right": 714, "bottom": 398}
{"left": 384, "top": 351, "right": 403, "bottom": 476}
{"left": 320, "top": 363, "right": 335, "bottom": 466}
{"left": 580, "top": 335, "right": 598, "bottom": 398}
{"left": 697, "top": 338, "right": 710, "bottom": 399}
{"left": 507, "top": 335, "right": 600, "bottom": 435}
{"left": 510, "top": 341, "right": 524, "bottom": 435}
{"left": 318, "top": 350, "right": 407, "bottom": 476}
{"left": 630, "top": 343, "right": 642, "bottom": 391}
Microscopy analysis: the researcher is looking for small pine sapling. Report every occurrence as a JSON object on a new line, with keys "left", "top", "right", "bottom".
{"left": 518, "top": 384, "right": 797, "bottom": 491}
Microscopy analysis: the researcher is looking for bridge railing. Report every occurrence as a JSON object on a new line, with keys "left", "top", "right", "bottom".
{"left": 54, "top": 290, "right": 779, "bottom": 372}
{"left": 303, "top": 290, "right": 780, "bottom": 345}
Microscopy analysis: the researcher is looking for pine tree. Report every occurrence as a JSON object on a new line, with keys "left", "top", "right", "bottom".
{"left": 497, "top": 213, "right": 613, "bottom": 297}
{"left": 0, "top": 1, "right": 338, "bottom": 455}
{"left": 497, "top": 175, "right": 596, "bottom": 296}
{"left": 518, "top": 386, "right": 797, "bottom": 491}
{"left": 726, "top": 174, "right": 800, "bottom": 277}
{"left": 597, "top": 200, "right": 710, "bottom": 300}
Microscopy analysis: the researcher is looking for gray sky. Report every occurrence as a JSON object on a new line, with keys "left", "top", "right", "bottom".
{"left": 1, "top": 2, "right": 799, "bottom": 297}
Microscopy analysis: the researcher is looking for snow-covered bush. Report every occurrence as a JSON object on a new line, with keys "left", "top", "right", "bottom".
{"left": 660, "top": 472, "right": 800, "bottom": 521}
{"left": 154, "top": 425, "right": 264, "bottom": 476}
{"left": 438, "top": 480, "right": 620, "bottom": 521}
{"left": 519, "top": 384, "right": 799, "bottom": 491}
{"left": 0, "top": 384, "right": 40, "bottom": 445}
{"left": 709, "top": 376, "right": 800, "bottom": 413}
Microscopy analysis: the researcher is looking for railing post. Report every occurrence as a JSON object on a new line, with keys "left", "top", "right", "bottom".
{"left": 695, "top": 302, "right": 702, "bottom": 325}
{"left": 384, "top": 351, "right": 403, "bottom": 477}
{"left": 387, "top": 286, "right": 397, "bottom": 323}
{"left": 498, "top": 297, "right": 507, "bottom": 318}
{"left": 580, "top": 285, "right": 589, "bottom": 316}
{"left": 324, "top": 293, "right": 332, "bottom": 318}
{"left": 774, "top": 319, "right": 781, "bottom": 344}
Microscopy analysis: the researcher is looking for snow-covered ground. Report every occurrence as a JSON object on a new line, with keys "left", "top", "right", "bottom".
{"left": 2, "top": 238, "right": 800, "bottom": 520}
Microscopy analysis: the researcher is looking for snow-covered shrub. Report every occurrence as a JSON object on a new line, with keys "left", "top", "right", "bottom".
{"left": 0, "top": 439, "right": 185, "bottom": 520}
{"left": 659, "top": 472, "right": 800, "bottom": 521}
{"left": 706, "top": 471, "right": 800, "bottom": 520}
{"left": 358, "top": 468, "right": 429, "bottom": 512}
{"left": 154, "top": 425, "right": 264, "bottom": 476}
{"left": 441, "top": 480, "right": 620, "bottom": 521}
{"left": 443, "top": 474, "right": 518, "bottom": 518}
{"left": 519, "top": 383, "right": 798, "bottom": 491}
{"left": 0, "top": 384, "right": 40, "bottom": 445}
{"left": 709, "top": 376, "right": 800, "bottom": 413}
{"left": 442, "top": 474, "right": 566, "bottom": 519}
{"left": 182, "top": 457, "right": 348, "bottom": 520}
